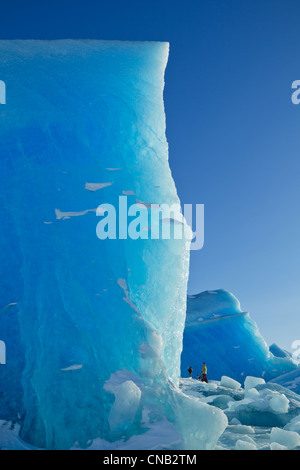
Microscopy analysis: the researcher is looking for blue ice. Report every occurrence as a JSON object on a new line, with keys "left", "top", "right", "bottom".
{"left": 0, "top": 40, "right": 194, "bottom": 448}
{"left": 181, "top": 290, "right": 297, "bottom": 383}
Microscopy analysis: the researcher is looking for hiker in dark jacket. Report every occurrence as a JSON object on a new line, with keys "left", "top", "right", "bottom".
{"left": 187, "top": 366, "right": 193, "bottom": 378}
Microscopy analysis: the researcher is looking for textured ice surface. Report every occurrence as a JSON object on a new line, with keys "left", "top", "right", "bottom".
{"left": 270, "top": 368, "right": 300, "bottom": 395}
{"left": 225, "top": 383, "right": 300, "bottom": 428}
{"left": 107, "top": 380, "right": 142, "bottom": 433}
{"left": 171, "top": 386, "right": 228, "bottom": 450}
{"left": 284, "top": 414, "right": 300, "bottom": 433}
{"left": 181, "top": 290, "right": 298, "bottom": 383}
{"left": 0, "top": 40, "right": 199, "bottom": 449}
{"left": 220, "top": 376, "right": 241, "bottom": 390}
{"left": 2, "top": 377, "right": 300, "bottom": 450}
{"left": 269, "top": 343, "right": 291, "bottom": 359}
{"left": 244, "top": 376, "right": 266, "bottom": 391}
{"left": 235, "top": 438, "right": 257, "bottom": 450}
{"left": 270, "top": 442, "right": 288, "bottom": 450}
{"left": 269, "top": 393, "right": 289, "bottom": 414}
{"left": 180, "top": 378, "right": 300, "bottom": 450}
{"left": 270, "top": 427, "right": 300, "bottom": 449}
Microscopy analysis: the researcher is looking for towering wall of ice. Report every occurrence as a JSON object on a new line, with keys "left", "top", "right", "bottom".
{"left": 0, "top": 40, "right": 195, "bottom": 449}
{"left": 181, "top": 290, "right": 297, "bottom": 383}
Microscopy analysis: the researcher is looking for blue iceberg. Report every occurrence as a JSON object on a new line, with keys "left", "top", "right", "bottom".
{"left": 0, "top": 40, "right": 228, "bottom": 450}
{"left": 269, "top": 343, "right": 291, "bottom": 359}
{"left": 181, "top": 290, "right": 297, "bottom": 384}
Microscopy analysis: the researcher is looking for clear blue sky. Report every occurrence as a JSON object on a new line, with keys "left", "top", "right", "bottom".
{"left": 1, "top": 0, "right": 299, "bottom": 351}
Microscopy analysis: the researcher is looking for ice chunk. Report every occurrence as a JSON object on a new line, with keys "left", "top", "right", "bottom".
{"left": 181, "top": 377, "right": 300, "bottom": 450}
{"left": 202, "top": 382, "right": 218, "bottom": 391}
{"left": 245, "top": 387, "right": 260, "bottom": 399}
{"left": 221, "top": 376, "right": 241, "bottom": 390}
{"left": 103, "top": 370, "right": 143, "bottom": 395}
{"left": 269, "top": 343, "right": 291, "bottom": 359}
{"left": 235, "top": 439, "right": 257, "bottom": 450}
{"left": 205, "top": 394, "right": 234, "bottom": 409}
{"left": 225, "top": 382, "right": 300, "bottom": 428}
{"left": 227, "top": 424, "right": 255, "bottom": 435}
{"left": 270, "top": 442, "right": 288, "bottom": 450}
{"left": 244, "top": 376, "right": 266, "bottom": 391}
{"left": 270, "top": 427, "right": 300, "bottom": 449}
{"left": 230, "top": 418, "right": 241, "bottom": 425}
{"left": 284, "top": 415, "right": 300, "bottom": 433}
{"left": 269, "top": 393, "right": 289, "bottom": 414}
{"left": 173, "top": 391, "right": 228, "bottom": 450}
{"left": 108, "top": 380, "right": 142, "bottom": 433}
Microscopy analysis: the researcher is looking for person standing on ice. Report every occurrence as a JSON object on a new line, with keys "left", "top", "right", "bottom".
{"left": 187, "top": 366, "right": 193, "bottom": 378}
{"left": 202, "top": 362, "right": 208, "bottom": 383}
